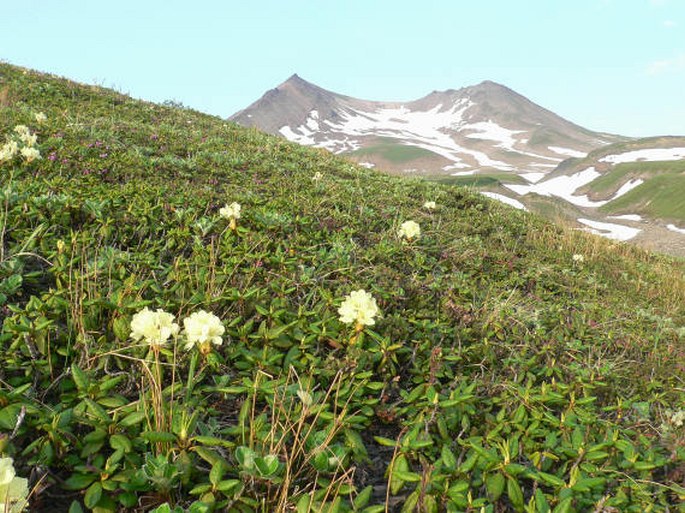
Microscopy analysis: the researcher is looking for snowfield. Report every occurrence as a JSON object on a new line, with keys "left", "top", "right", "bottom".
{"left": 667, "top": 224, "right": 685, "bottom": 235}
{"left": 480, "top": 192, "right": 527, "bottom": 210}
{"left": 548, "top": 146, "right": 586, "bottom": 158}
{"left": 504, "top": 167, "right": 606, "bottom": 207}
{"left": 608, "top": 214, "right": 643, "bottom": 222}
{"left": 277, "top": 101, "right": 582, "bottom": 172}
{"left": 577, "top": 218, "right": 642, "bottom": 241}
{"left": 504, "top": 168, "right": 644, "bottom": 208}
{"left": 599, "top": 147, "right": 685, "bottom": 164}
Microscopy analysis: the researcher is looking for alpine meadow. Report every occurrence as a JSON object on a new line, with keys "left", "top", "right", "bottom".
{"left": 1, "top": 62, "right": 685, "bottom": 513}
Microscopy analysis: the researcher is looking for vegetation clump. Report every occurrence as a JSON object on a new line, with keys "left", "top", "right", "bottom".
{"left": 0, "top": 62, "right": 684, "bottom": 512}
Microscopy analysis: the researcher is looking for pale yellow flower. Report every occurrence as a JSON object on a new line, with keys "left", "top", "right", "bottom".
{"left": 0, "top": 458, "right": 15, "bottom": 486}
{"left": 34, "top": 112, "right": 47, "bottom": 123}
{"left": 572, "top": 254, "right": 584, "bottom": 263}
{"left": 338, "top": 289, "right": 379, "bottom": 327}
{"left": 19, "top": 133, "right": 37, "bottom": 147}
{"left": 423, "top": 201, "right": 436, "bottom": 210}
{"left": 130, "top": 307, "right": 180, "bottom": 347}
{"left": 0, "top": 457, "right": 29, "bottom": 513}
{"left": 19, "top": 147, "right": 40, "bottom": 163}
{"left": 13, "top": 126, "right": 30, "bottom": 137}
{"left": 312, "top": 172, "right": 323, "bottom": 181}
{"left": 398, "top": 220, "right": 421, "bottom": 240}
{"left": 183, "top": 310, "right": 225, "bottom": 351}
{"left": 0, "top": 141, "right": 19, "bottom": 162}
{"left": 219, "top": 202, "right": 241, "bottom": 220}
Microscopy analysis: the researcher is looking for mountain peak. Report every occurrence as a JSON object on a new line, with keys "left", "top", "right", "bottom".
{"left": 231, "top": 76, "right": 623, "bottom": 175}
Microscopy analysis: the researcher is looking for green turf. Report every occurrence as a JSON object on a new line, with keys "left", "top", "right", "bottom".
{"left": 349, "top": 137, "right": 440, "bottom": 164}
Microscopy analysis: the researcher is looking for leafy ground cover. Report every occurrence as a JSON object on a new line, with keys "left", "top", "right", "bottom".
{"left": 1, "top": 62, "right": 685, "bottom": 512}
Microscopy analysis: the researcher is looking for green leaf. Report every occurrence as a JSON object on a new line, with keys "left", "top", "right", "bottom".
{"left": 69, "top": 501, "right": 85, "bottom": 513}
{"left": 361, "top": 507, "right": 385, "bottom": 513}
{"left": 390, "top": 454, "right": 409, "bottom": 494}
{"left": 486, "top": 472, "right": 505, "bottom": 501}
{"left": 71, "top": 363, "right": 89, "bottom": 392}
{"left": 353, "top": 485, "right": 373, "bottom": 509}
{"left": 536, "top": 471, "right": 566, "bottom": 488}
{"left": 193, "top": 435, "right": 234, "bottom": 448}
{"left": 255, "top": 454, "right": 280, "bottom": 477}
{"left": 400, "top": 490, "right": 419, "bottom": 513}
{"left": 84, "top": 481, "right": 103, "bottom": 509}
{"left": 63, "top": 473, "right": 98, "bottom": 490}
{"left": 373, "top": 436, "right": 397, "bottom": 447}
{"left": 584, "top": 451, "right": 609, "bottom": 461}
{"left": 119, "top": 410, "right": 146, "bottom": 427}
{"left": 507, "top": 476, "right": 525, "bottom": 512}
{"left": 84, "top": 398, "right": 111, "bottom": 423}
{"left": 141, "top": 431, "right": 177, "bottom": 443}
{"left": 552, "top": 497, "right": 573, "bottom": 513}
{"left": 441, "top": 445, "right": 457, "bottom": 471}
{"left": 216, "top": 479, "right": 241, "bottom": 493}
{"left": 109, "top": 434, "right": 132, "bottom": 453}
{"left": 534, "top": 488, "right": 551, "bottom": 513}
{"left": 297, "top": 494, "right": 311, "bottom": 513}
{"left": 0, "top": 404, "right": 23, "bottom": 430}
{"left": 209, "top": 460, "right": 226, "bottom": 486}
{"left": 235, "top": 446, "right": 256, "bottom": 470}
{"left": 392, "top": 470, "right": 421, "bottom": 483}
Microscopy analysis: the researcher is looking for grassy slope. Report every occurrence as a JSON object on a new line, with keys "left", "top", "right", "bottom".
{"left": 1, "top": 63, "right": 685, "bottom": 512}
{"left": 349, "top": 137, "right": 440, "bottom": 164}
{"left": 587, "top": 160, "right": 685, "bottom": 220}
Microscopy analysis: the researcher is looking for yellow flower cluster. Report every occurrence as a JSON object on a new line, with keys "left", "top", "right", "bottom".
{"left": 423, "top": 201, "right": 436, "bottom": 210}
{"left": 219, "top": 202, "right": 241, "bottom": 220}
{"left": 0, "top": 457, "right": 29, "bottom": 513}
{"left": 220, "top": 202, "right": 242, "bottom": 230}
{"left": 183, "top": 310, "right": 225, "bottom": 353}
{"left": 338, "top": 289, "right": 379, "bottom": 327}
{"left": 0, "top": 125, "right": 41, "bottom": 163}
{"left": 398, "top": 220, "right": 421, "bottom": 241}
{"left": 130, "top": 307, "right": 180, "bottom": 347}
{"left": 130, "top": 307, "right": 224, "bottom": 354}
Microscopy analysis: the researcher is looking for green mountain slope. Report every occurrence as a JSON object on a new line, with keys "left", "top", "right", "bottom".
{"left": 1, "top": 63, "right": 684, "bottom": 512}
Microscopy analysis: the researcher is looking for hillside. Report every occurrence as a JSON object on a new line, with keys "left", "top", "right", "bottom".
{"left": 455, "top": 137, "right": 685, "bottom": 256}
{"left": 1, "top": 63, "right": 684, "bottom": 512}
{"left": 231, "top": 75, "right": 624, "bottom": 177}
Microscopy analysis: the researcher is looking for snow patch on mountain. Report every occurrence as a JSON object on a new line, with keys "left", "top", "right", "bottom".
{"left": 608, "top": 214, "right": 643, "bottom": 222}
{"left": 548, "top": 146, "right": 586, "bottom": 158}
{"left": 462, "top": 121, "right": 522, "bottom": 148}
{"left": 481, "top": 192, "right": 527, "bottom": 210}
{"left": 600, "top": 147, "right": 685, "bottom": 164}
{"left": 320, "top": 101, "right": 516, "bottom": 170}
{"left": 613, "top": 178, "right": 644, "bottom": 197}
{"left": 519, "top": 172, "right": 546, "bottom": 183}
{"left": 504, "top": 167, "right": 605, "bottom": 207}
{"left": 577, "top": 218, "right": 641, "bottom": 241}
{"left": 504, "top": 168, "right": 644, "bottom": 207}
{"left": 667, "top": 223, "right": 685, "bottom": 235}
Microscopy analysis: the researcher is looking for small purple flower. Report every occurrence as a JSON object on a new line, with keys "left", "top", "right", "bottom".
{"left": 48, "top": 152, "right": 57, "bottom": 161}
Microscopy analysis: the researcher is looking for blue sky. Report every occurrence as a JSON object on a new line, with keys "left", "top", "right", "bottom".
{"left": 2, "top": 0, "right": 684, "bottom": 136}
